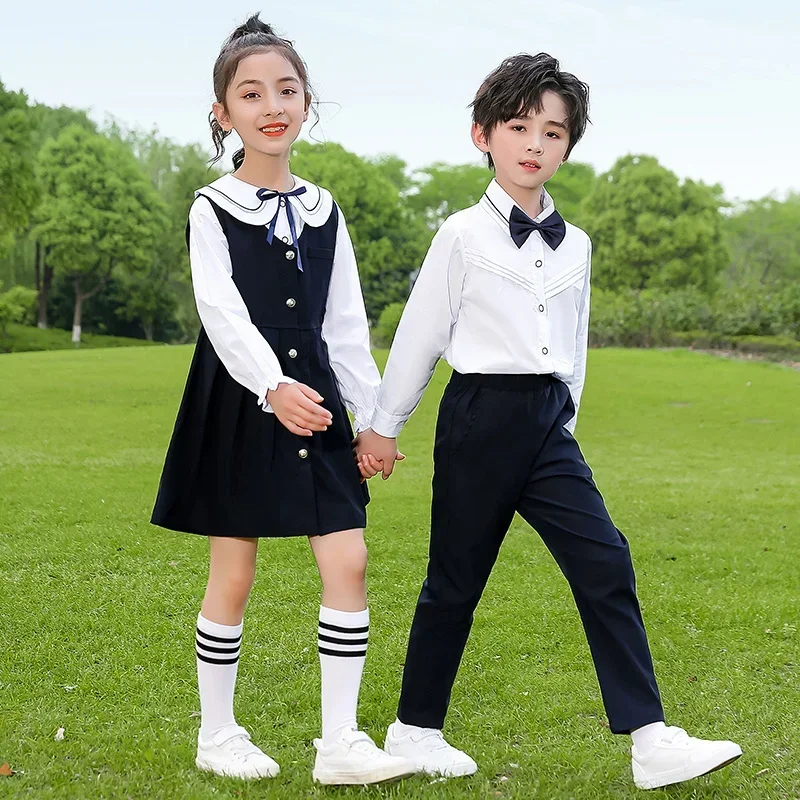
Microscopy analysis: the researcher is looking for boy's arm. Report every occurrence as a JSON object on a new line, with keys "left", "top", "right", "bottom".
{"left": 370, "top": 218, "right": 464, "bottom": 439}
{"left": 322, "top": 205, "right": 381, "bottom": 433}
{"left": 563, "top": 237, "right": 592, "bottom": 433}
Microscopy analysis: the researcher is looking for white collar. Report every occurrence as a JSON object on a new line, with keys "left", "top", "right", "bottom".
{"left": 481, "top": 178, "right": 557, "bottom": 233}
{"left": 196, "top": 173, "right": 333, "bottom": 227}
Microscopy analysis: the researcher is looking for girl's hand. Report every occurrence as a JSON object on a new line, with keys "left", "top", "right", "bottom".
{"left": 266, "top": 383, "right": 332, "bottom": 437}
{"left": 353, "top": 429, "right": 405, "bottom": 480}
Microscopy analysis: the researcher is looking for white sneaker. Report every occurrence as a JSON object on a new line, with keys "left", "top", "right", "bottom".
{"left": 312, "top": 728, "right": 417, "bottom": 785}
{"left": 632, "top": 726, "right": 742, "bottom": 789}
{"left": 384, "top": 721, "right": 477, "bottom": 777}
{"left": 195, "top": 724, "right": 280, "bottom": 779}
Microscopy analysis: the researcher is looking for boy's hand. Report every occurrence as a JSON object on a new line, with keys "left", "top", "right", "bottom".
{"left": 266, "top": 383, "right": 332, "bottom": 437}
{"left": 353, "top": 429, "right": 405, "bottom": 480}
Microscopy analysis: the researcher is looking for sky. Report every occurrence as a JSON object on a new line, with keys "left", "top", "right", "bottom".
{"left": 1, "top": 0, "right": 798, "bottom": 202}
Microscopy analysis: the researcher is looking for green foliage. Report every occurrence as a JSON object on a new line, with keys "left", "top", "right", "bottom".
{"left": 0, "top": 282, "right": 37, "bottom": 345}
{"left": 725, "top": 193, "right": 800, "bottom": 286}
{"left": 545, "top": 161, "right": 596, "bottom": 223}
{"left": 1, "top": 321, "right": 160, "bottom": 353}
{"left": 407, "top": 162, "right": 490, "bottom": 231}
{"left": 589, "top": 285, "right": 800, "bottom": 352}
{"left": 32, "top": 126, "right": 167, "bottom": 341}
{"left": 291, "top": 141, "right": 428, "bottom": 321}
{"left": 0, "top": 88, "right": 40, "bottom": 252}
{"left": 373, "top": 301, "right": 405, "bottom": 348}
{"left": 582, "top": 155, "right": 729, "bottom": 292}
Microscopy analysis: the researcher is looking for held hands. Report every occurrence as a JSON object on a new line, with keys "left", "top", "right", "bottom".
{"left": 353, "top": 429, "right": 405, "bottom": 481}
{"left": 266, "top": 382, "right": 332, "bottom": 437}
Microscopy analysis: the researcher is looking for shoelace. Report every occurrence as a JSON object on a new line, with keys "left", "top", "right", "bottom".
{"left": 224, "top": 734, "right": 263, "bottom": 762}
{"left": 412, "top": 728, "right": 451, "bottom": 751}
{"left": 660, "top": 727, "right": 691, "bottom": 747}
{"left": 347, "top": 732, "right": 381, "bottom": 755}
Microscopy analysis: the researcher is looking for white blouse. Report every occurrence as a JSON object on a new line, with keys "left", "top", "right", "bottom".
{"left": 188, "top": 174, "right": 380, "bottom": 432}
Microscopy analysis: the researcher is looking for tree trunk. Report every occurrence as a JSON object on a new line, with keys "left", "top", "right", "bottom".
{"left": 72, "top": 278, "right": 83, "bottom": 344}
{"left": 35, "top": 242, "right": 52, "bottom": 329}
{"left": 143, "top": 320, "right": 154, "bottom": 342}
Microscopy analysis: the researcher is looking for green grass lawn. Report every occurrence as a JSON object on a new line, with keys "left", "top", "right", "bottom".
{"left": 1, "top": 323, "right": 161, "bottom": 354}
{"left": 0, "top": 346, "right": 798, "bottom": 799}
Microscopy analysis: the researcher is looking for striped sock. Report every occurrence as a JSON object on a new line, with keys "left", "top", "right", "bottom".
{"left": 196, "top": 613, "right": 243, "bottom": 741}
{"left": 318, "top": 606, "right": 369, "bottom": 743}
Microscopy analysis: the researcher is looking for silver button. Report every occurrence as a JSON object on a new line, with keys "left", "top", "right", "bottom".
{"left": 279, "top": 198, "right": 286, "bottom": 207}
{"left": 286, "top": 297, "right": 296, "bottom": 308}
{"left": 285, "top": 250, "right": 296, "bottom": 261}
{"left": 281, "top": 236, "right": 289, "bottom": 243}
{"left": 288, "top": 348, "right": 298, "bottom": 359}
{"left": 542, "top": 347, "right": 549, "bottom": 355}
{"left": 538, "top": 304, "right": 545, "bottom": 312}
{"left": 535, "top": 259, "right": 543, "bottom": 267}
{"left": 298, "top": 448, "right": 308, "bottom": 459}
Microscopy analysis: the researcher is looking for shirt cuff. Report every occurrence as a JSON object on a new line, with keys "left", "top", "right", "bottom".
{"left": 257, "top": 376, "right": 297, "bottom": 413}
{"left": 370, "top": 406, "right": 407, "bottom": 439}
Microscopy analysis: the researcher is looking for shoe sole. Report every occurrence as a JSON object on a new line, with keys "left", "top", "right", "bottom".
{"left": 384, "top": 743, "right": 478, "bottom": 778}
{"left": 196, "top": 756, "right": 280, "bottom": 780}
{"left": 418, "top": 762, "right": 478, "bottom": 778}
{"left": 313, "top": 764, "right": 417, "bottom": 785}
{"left": 634, "top": 747, "right": 742, "bottom": 790}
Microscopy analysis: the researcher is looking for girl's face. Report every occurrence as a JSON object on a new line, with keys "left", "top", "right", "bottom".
{"left": 213, "top": 50, "right": 308, "bottom": 161}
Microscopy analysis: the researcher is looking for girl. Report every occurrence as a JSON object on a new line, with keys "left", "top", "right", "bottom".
{"left": 151, "top": 15, "right": 413, "bottom": 786}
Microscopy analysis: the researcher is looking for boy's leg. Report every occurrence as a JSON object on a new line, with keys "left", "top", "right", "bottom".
{"left": 397, "top": 375, "right": 534, "bottom": 729}
{"left": 516, "top": 380, "right": 742, "bottom": 790}
{"left": 515, "top": 380, "right": 664, "bottom": 733}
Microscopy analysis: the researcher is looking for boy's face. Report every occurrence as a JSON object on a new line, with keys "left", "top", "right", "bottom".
{"left": 472, "top": 90, "right": 571, "bottom": 193}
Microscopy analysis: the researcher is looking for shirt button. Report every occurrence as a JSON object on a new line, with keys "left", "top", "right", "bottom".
{"left": 286, "top": 297, "right": 296, "bottom": 308}
{"left": 285, "top": 250, "right": 296, "bottom": 260}
{"left": 535, "top": 259, "right": 543, "bottom": 268}
{"left": 288, "top": 348, "right": 298, "bottom": 359}
{"left": 281, "top": 236, "right": 289, "bottom": 243}
{"left": 542, "top": 347, "right": 549, "bottom": 355}
{"left": 538, "top": 304, "right": 545, "bottom": 312}
{"left": 298, "top": 448, "right": 308, "bottom": 459}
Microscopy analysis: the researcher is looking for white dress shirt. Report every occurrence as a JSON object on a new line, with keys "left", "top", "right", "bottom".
{"left": 189, "top": 173, "right": 380, "bottom": 431}
{"left": 371, "top": 179, "right": 592, "bottom": 438}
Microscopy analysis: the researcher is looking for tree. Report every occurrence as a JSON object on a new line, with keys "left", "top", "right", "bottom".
{"left": 581, "top": 155, "right": 729, "bottom": 292}
{"left": 407, "top": 162, "right": 489, "bottom": 231}
{"left": 111, "top": 128, "right": 220, "bottom": 340}
{"left": 0, "top": 83, "right": 40, "bottom": 255}
{"left": 290, "top": 141, "right": 429, "bottom": 320}
{"left": 33, "top": 126, "right": 167, "bottom": 343}
{"left": 725, "top": 193, "right": 800, "bottom": 287}
{"left": 545, "top": 161, "right": 596, "bottom": 224}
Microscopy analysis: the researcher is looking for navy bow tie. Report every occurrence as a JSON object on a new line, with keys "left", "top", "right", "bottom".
{"left": 256, "top": 186, "right": 308, "bottom": 271}
{"left": 509, "top": 205, "right": 566, "bottom": 250}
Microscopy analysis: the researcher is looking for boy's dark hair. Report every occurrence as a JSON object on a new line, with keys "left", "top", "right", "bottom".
{"left": 470, "top": 53, "right": 590, "bottom": 168}
{"left": 209, "top": 14, "right": 316, "bottom": 169}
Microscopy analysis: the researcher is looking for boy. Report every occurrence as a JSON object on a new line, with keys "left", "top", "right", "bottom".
{"left": 359, "top": 54, "right": 742, "bottom": 790}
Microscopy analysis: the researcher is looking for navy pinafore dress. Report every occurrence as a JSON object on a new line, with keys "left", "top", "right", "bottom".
{"left": 151, "top": 187, "right": 368, "bottom": 538}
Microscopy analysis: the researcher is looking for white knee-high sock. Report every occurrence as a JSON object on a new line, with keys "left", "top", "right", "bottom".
{"left": 196, "top": 613, "right": 243, "bottom": 740}
{"left": 318, "top": 606, "right": 369, "bottom": 743}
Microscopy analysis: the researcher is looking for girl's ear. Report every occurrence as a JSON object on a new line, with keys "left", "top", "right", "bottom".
{"left": 212, "top": 102, "right": 233, "bottom": 132}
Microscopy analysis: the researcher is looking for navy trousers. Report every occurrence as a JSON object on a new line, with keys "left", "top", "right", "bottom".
{"left": 397, "top": 372, "right": 664, "bottom": 734}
